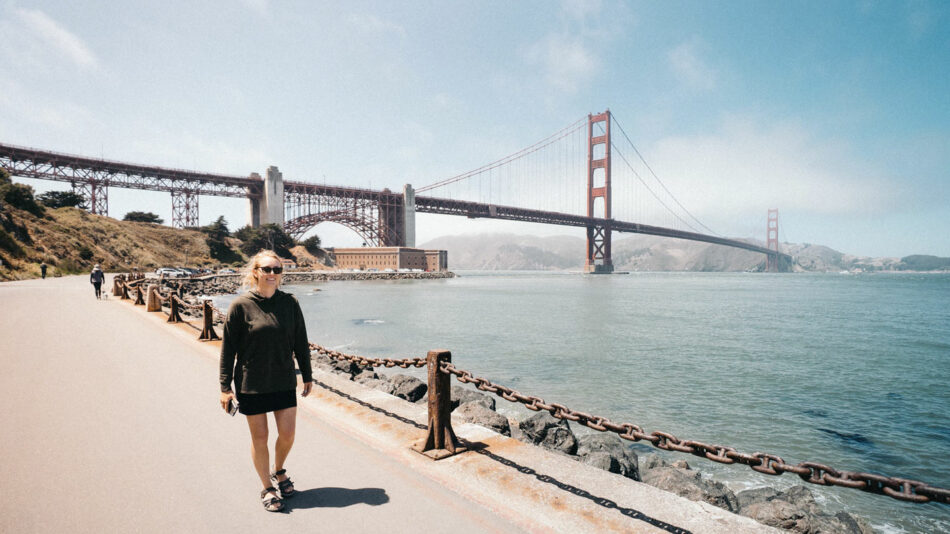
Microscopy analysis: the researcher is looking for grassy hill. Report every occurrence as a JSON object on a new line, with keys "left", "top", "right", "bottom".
{"left": 0, "top": 203, "right": 245, "bottom": 281}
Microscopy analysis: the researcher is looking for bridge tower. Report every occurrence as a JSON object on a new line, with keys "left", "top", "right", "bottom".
{"left": 585, "top": 111, "right": 613, "bottom": 273}
{"left": 71, "top": 180, "right": 108, "bottom": 216}
{"left": 171, "top": 190, "right": 199, "bottom": 228}
{"left": 766, "top": 208, "right": 779, "bottom": 272}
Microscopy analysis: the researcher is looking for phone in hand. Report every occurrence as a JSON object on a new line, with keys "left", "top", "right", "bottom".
{"left": 227, "top": 398, "right": 239, "bottom": 416}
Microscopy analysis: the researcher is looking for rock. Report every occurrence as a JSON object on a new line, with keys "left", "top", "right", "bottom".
{"left": 671, "top": 460, "right": 690, "bottom": 470}
{"left": 389, "top": 374, "right": 427, "bottom": 402}
{"left": 738, "top": 486, "right": 874, "bottom": 534}
{"left": 361, "top": 378, "right": 394, "bottom": 394}
{"left": 518, "top": 412, "right": 578, "bottom": 455}
{"left": 640, "top": 453, "right": 670, "bottom": 471}
{"left": 736, "top": 486, "right": 782, "bottom": 510}
{"left": 451, "top": 386, "right": 496, "bottom": 411}
{"left": 353, "top": 369, "right": 378, "bottom": 382}
{"left": 331, "top": 358, "right": 362, "bottom": 378}
{"left": 575, "top": 433, "right": 640, "bottom": 480}
{"left": 641, "top": 467, "right": 739, "bottom": 512}
{"left": 454, "top": 402, "right": 510, "bottom": 436}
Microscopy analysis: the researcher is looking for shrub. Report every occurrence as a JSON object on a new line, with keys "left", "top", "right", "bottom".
{"left": 123, "top": 211, "right": 163, "bottom": 224}
{"left": 38, "top": 190, "right": 86, "bottom": 209}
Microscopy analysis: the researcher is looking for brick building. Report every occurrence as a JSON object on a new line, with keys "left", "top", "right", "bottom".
{"left": 330, "top": 247, "right": 448, "bottom": 272}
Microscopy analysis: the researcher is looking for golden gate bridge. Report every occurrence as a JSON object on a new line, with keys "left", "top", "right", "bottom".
{"left": 0, "top": 110, "right": 791, "bottom": 272}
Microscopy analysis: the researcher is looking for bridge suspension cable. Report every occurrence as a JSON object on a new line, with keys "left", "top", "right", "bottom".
{"left": 609, "top": 115, "right": 721, "bottom": 237}
{"left": 416, "top": 116, "right": 587, "bottom": 194}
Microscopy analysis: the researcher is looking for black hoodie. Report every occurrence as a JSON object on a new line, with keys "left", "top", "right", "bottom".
{"left": 219, "top": 289, "right": 313, "bottom": 394}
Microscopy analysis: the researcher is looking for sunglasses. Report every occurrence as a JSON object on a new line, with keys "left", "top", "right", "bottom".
{"left": 257, "top": 266, "right": 283, "bottom": 274}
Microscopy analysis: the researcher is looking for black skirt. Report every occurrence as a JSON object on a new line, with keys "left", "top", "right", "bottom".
{"left": 236, "top": 390, "right": 297, "bottom": 416}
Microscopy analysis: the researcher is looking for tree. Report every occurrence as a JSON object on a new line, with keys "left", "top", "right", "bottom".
{"left": 123, "top": 211, "right": 163, "bottom": 224}
{"left": 0, "top": 168, "right": 10, "bottom": 185}
{"left": 0, "top": 182, "right": 45, "bottom": 216}
{"left": 38, "top": 191, "right": 86, "bottom": 209}
{"left": 300, "top": 234, "right": 322, "bottom": 255}
{"left": 199, "top": 215, "right": 230, "bottom": 241}
{"left": 234, "top": 224, "right": 295, "bottom": 257}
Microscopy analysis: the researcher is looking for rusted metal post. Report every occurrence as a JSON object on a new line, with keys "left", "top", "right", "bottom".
{"left": 146, "top": 285, "right": 162, "bottom": 312}
{"left": 413, "top": 350, "right": 464, "bottom": 460}
{"left": 112, "top": 278, "right": 121, "bottom": 296}
{"left": 133, "top": 284, "right": 145, "bottom": 305}
{"left": 198, "top": 300, "right": 220, "bottom": 341}
{"left": 120, "top": 281, "right": 130, "bottom": 300}
{"left": 167, "top": 295, "right": 183, "bottom": 323}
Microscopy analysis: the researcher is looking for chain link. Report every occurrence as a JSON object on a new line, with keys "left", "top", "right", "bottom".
{"left": 308, "top": 343, "right": 426, "bottom": 369}
{"left": 436, "top": 361, "right": 949, "bottom": 505}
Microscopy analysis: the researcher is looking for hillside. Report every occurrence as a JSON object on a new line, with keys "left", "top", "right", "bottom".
{"left": 420, "top": 233, "right": 947, "bottom": 272}
{"left": 0, "top": 204, "right": 237, "bottom": 280}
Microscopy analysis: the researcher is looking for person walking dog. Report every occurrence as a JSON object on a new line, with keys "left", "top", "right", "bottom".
{"left": 90, "top": 264, "right": 105, "bottom": 299}
{"left": 219, "top": 250, "right": 313, "bottom": 512}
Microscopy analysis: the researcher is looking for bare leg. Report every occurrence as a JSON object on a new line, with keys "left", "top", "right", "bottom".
{"left": 272, "top": 406, "right": 297, "bottom": 483}
{"left": 245, "top": 413, "right": 272, "bottom": 489}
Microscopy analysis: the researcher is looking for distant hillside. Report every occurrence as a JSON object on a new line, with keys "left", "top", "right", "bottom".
{"left": 420, "top": 233, "right": 948, "bottom": 272}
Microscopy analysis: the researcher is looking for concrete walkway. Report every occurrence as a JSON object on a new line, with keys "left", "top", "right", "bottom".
{"left": 1, "top": 275, "right": 776, "bottom": 534}
{"left": 0, "top": 276, "right": 523, "bottom": 533}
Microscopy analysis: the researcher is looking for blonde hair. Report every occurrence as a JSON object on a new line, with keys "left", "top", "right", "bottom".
{"left": 241, "top": 250, "right": 283, "bottom": 290}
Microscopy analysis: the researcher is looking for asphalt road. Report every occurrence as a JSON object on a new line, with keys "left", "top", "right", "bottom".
{"left": 0, "top": 275, "right": 524, "bottom": 533}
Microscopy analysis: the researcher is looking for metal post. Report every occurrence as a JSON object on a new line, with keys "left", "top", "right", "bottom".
{"left": 413, "top": 350, "right": 464, "bottom": 460}
{"left": 133, "top": 284, "right": 145, "bottom": 305}
{"left": 167, "top": 296, "right": 183, "bottom": 323}
{"left": 112, "top": 278, "right": 121, "bottom": 296}
{"left": 198, "top": 300, "right": 220, "bottom": 341}
{"left": 120, "top": 281, "right": 130, "bottom": 300}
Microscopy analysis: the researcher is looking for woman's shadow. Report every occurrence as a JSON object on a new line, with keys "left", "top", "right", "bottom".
{"left": 286, "top": 487, "right": 389, "bottom": 510}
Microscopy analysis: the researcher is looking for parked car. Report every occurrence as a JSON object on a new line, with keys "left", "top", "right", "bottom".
{"left": 155, "top": 267, "right": 182, "bottom": 277}
{"left": 218, "top": 268, "right": 236, "bottom": 274}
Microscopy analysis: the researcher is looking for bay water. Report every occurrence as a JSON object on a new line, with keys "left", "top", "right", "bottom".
{"left": 216, "top": 271, "right": 950, "bottom": 532}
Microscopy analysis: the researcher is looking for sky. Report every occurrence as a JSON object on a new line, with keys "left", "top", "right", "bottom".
{"left": 1, "top": 0, "right": 948, "bottom": 258}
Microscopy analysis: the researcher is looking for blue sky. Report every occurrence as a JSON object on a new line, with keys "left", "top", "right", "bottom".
{"left": 1, "top": 1, "right": 947, "bottom": 257}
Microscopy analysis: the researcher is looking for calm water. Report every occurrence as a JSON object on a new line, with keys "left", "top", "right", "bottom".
{"left": 216, "top": 272, "right": 950, "bottom": 532}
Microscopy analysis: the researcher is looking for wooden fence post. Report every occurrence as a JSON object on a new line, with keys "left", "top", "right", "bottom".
{"left": 413, "top": 350, "right": 464, "bottom": 459}
{"left": 167, "top": 296, "right": 183, "bottom": 323}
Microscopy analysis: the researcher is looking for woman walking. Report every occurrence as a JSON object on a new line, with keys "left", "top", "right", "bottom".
{"left": 219, "top": 250, "right": 313, "bottom": 512}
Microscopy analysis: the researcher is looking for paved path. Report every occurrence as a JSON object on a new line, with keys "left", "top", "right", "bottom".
{"left": 0, "top": 276, "right": 524, "bottom": 533}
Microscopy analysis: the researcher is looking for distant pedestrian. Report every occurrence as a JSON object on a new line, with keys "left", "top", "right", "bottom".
{"left": 90, "top": 264, "right": 105, "bottom": 299}
{"left": 40, "top": 262, "right": 47, "bottom": 279}
{"left": 219, "top": 250, "right": 313, "bottom": 513}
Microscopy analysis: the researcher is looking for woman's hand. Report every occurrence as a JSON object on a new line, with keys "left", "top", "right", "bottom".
{"left": 220, "top": 390, "right": 235, "bottom": 412}
{"left": 301, "top": 381, "right": 313, "bottom": 397}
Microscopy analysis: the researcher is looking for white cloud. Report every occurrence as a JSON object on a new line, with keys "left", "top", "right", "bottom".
{"left": 668, "top": 40, "right": 716, "bottom": 91}
{"left": 622, "top": 116, "right": 897, "bottom": 235}
{"left": 525, "top": 35, "right": 598, "bottom": 93}
{"left": 239, "top": 0, "right": 269, "bottom": 16}
{"left": 11, "top": 8, "right": 98, "bottom": 69}
{"left": 345, "top": 13, "right": 407, "bottom": 38}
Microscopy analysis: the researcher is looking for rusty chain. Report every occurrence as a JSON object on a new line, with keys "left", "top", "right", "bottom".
{"left": 309, "top": 343, "right": 426, "bottom": 369}
{"left": 439, "top": 361, "right": 949, "bottom": 505}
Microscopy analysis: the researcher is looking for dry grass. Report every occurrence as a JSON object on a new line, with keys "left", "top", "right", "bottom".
{"left": 0, "top": 206, "right": 238, "bottom": 280}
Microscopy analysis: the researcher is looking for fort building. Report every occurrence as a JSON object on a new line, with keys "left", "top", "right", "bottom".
{"left": 329, "top": 247, "right": 448, "bottom": 272}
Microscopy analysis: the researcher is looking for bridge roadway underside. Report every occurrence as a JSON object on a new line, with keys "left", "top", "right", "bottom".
{"left": 1, "top": 276, "right": 775, "bottom": 533}
{"left": 415, "top": 196, "right": 792, "bottom": 266}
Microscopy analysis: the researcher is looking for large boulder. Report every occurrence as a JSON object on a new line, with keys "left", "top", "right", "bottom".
{"left": 738, "top": 485, "right": 873, "bottom": 534}
{"left": 639, "top": 453, "right": 670, "bottom": 471}
{"left": 641, "top": 467, "right": 739, "bottom": 513}
{"left": 518, "top": 412, "right": 578, "bottom": 455}
{"left": 451, "top": 386, "right": 496, "bottom": 411}
{"left": 455, "top": 402, "right": 510, "bottom": 436}
{"left": 575, "top": 433, "right": 640, "bottom": 481}
{"left": 389, "top": 374, "right": 427, "bottom": 402}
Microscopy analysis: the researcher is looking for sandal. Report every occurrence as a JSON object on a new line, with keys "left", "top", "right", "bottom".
{"left": 270, "top": 469, "right": 296, "bottom": 498}
{"left": 260, "top": 487, "right": 284, "bottom": 512}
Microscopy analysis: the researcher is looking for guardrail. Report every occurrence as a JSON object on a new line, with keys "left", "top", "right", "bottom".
{"left": 111, "top": 275, "right": 950, "bottom": 506}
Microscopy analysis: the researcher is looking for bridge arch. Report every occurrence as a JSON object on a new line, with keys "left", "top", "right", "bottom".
{"left": 284, "top": 209, "right": 400, "bottom": 247}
